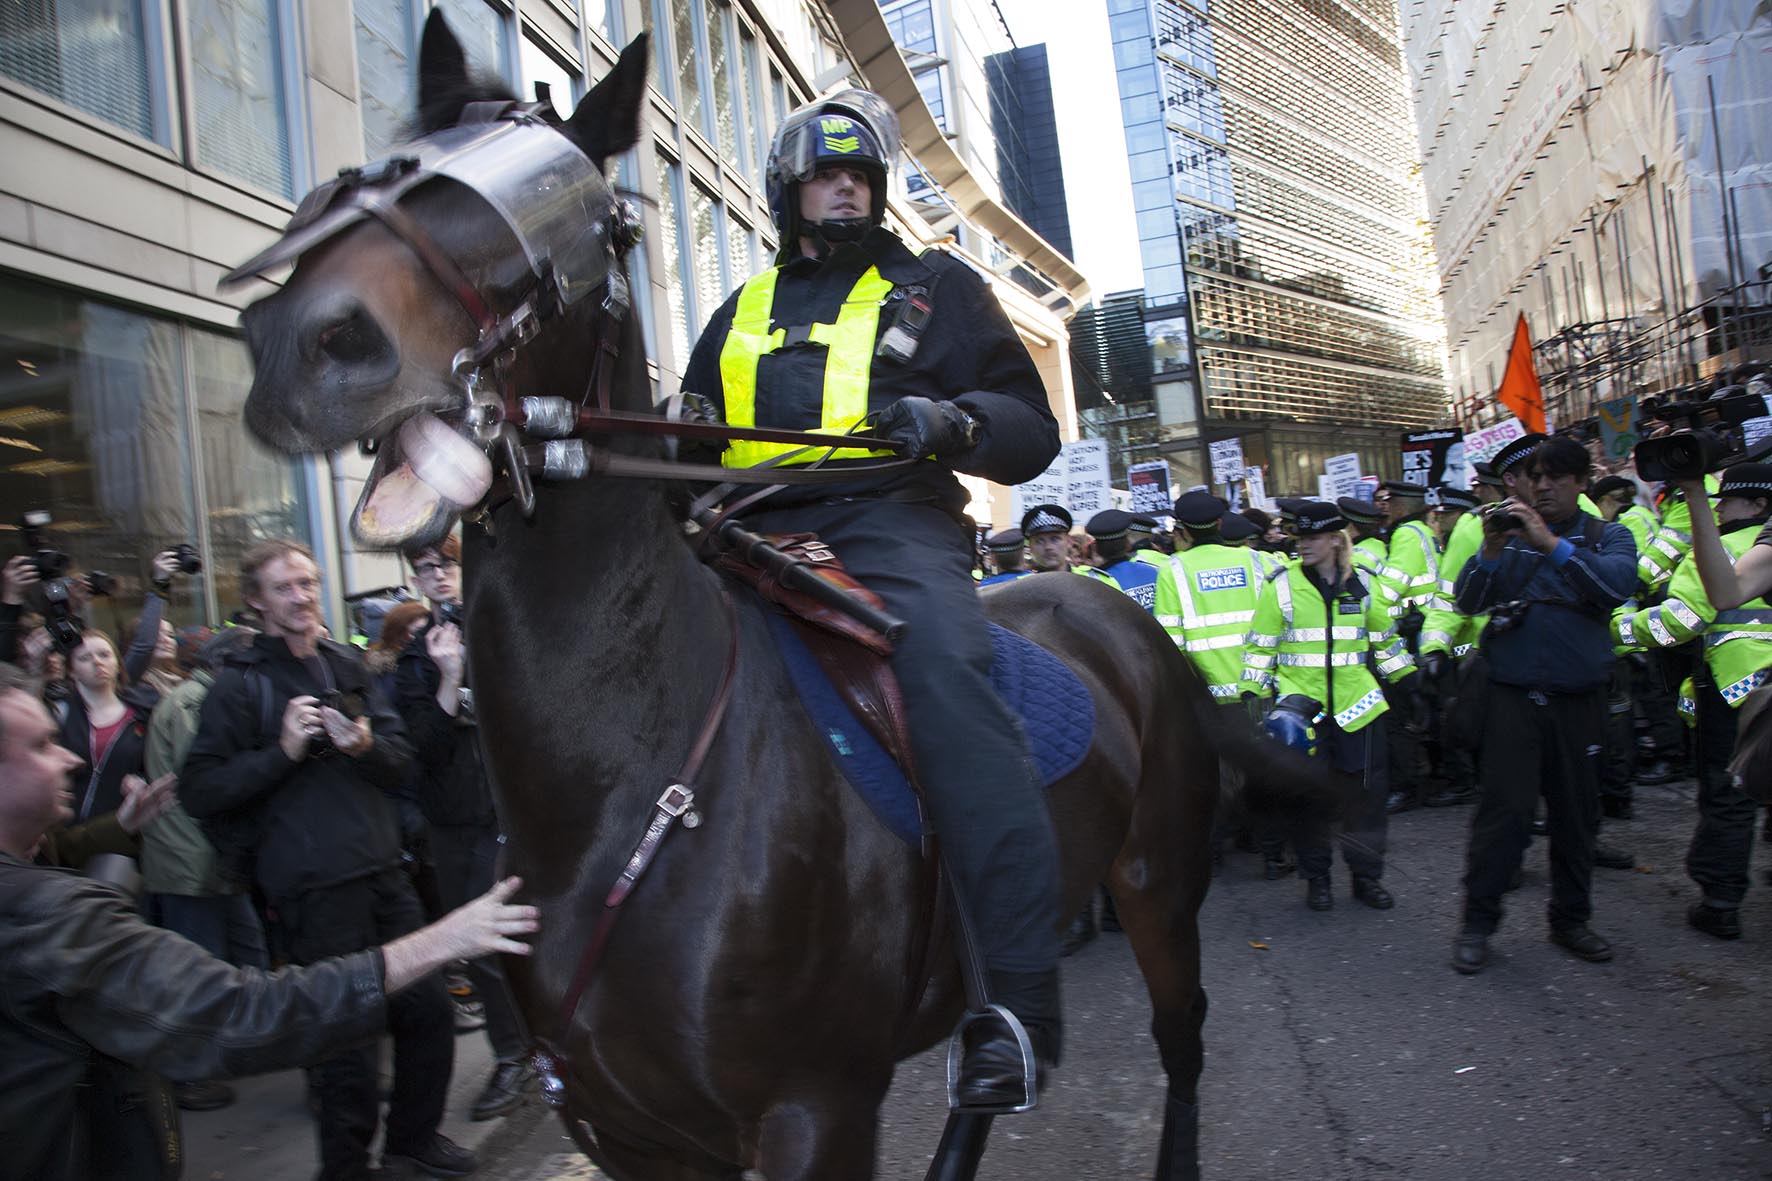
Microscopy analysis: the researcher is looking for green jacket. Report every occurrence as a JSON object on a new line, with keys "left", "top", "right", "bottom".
{"left": 1617, "top": 519, "right": 1772, "bottom": 706}
{"left": 1640, "top": 476, "right": 1719, "bottom": 592}
{"left": 140, "top": 670, "right": 237, "bottom": 897}
{"left": 1240, "top": 559, "right": 1413, "bottom": 732}
{"left": 1156, "top": 543, "right": 1264, "bottom": 701}
{"left": 1420, "top": 512, "right": 1485, "bottom": 657}
{"left": 1385, "top": 516, "right": 1441, "bottom": 610}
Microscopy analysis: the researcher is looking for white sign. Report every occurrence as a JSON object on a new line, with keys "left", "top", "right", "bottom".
{"left": 1127, "top": 460, "right": 1173, "bottom": 517}
{"left": 1011, "top": 439, "right": 1115, "bottom": 526}
{"left": 1324, "top": 452, "right": 1364, "bottom": 499}
{"left": 1465, "top": 416, "right": 1527, "bottom": 464}
{"left": 1317, "top": 474, "right": 1336, "bottom": 500}
{"left": 1208, "top": 438, "right": 1245, "bottom": 485}
{"left": 1243, "top": 466, "right": 1272, "bottom": 511}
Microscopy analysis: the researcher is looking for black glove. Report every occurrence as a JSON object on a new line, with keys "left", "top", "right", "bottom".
{"left": 1419, "top": 650, "right": 1448, "bottom": 682}
{"left": 874, "top": 396, "right": 977, "bottom": 460}
{"left": 1396, "top": 607, "right": 1425, "bottom": 639}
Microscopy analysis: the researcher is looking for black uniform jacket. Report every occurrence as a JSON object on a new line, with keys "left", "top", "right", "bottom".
{"left": 0, "top": 854, "right": 387, "bottom": 1181}
{"left": 180, "top": 633, "right": 415, "bottom": 901}
{"left": 682, "top": 227, "right": 1060, "bottom": 516}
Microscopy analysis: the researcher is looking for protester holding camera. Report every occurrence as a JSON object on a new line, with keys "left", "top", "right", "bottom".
{"left": 1449, "top": 437, "right": 1638, "bottom": 975}
{"left": 394, "top": 534, "right": 535, "bottom": 1121}
{"left": 181, "top": 540, "right": 471, "bottom": 1180}
{"left": 1616, "top": 463, "right": 1772, "bottom": 940}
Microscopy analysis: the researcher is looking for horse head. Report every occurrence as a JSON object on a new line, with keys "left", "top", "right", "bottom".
{"left": 230, "top": 11, "right": 650, "bottom": 549}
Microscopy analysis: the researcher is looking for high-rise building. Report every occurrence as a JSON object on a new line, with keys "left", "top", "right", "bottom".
{"left": 1400, "top": 1, "right": 1772, "bottom": 427}
{"left": 0, "top": 0, "right": 1087, "bottom": 628}
{"left": 1104, "top": 0, "right": 1447, "bottom": 496}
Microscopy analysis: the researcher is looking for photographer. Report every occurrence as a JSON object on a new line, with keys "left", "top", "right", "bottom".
{"left": 394, "top": 535, "right": 534, "bottom": 1121}
{"left": 0, "top": 661, "right": 539, "bottom": 1181}
{"left": 1449, "top": 437, "right": 1638, "bottom": 975}
{"left": 181, "top": 540, "right": 470, "bottom": 1180}
{"left": 1618, "top": 463, "right": 1772, "bottom": 940}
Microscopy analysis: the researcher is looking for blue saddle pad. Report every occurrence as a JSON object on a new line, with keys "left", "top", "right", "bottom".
{"left": 767, "top": 614, "right": 1095, "bottom": 845}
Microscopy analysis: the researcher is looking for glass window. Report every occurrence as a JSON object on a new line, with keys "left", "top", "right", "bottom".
{"left": 706, "top": 0, "right": 738, "bottom": 166}
{"left": 653, "top": 153, "right": 690, "bottom": 364}
{"left": 435, "top": 0, "right": 510, "bottom": 82}
{"left": 584, "top": 0, "right": 612, "bottom": 43}
{"left": 0, "top": 0, "right": 159, "bottom": 141}
{"left": 673, "top": 0, "right": 704, "bottom": 136}
{"left": 188, "top": 327, "right": 314, "bottom": 617}
{"left": 882, "top": 0, "right": 936, "bottom": 53}
{"left": 0, "top": 274, "right": 312, "bottom": 630}
{"left": 724, "top": 209, "right": 753, "bottom": 291}
{"left": 519, "top": 33, "right": 574, "bottom": 118}
{"left": 689, "top": 182, "right": 723, "bottom": 329}
{"left": 743, "top": 30, "right": 767, "bottom": 185}
{"left": 354, "top": 0, "right": 414, "bottom": 161}
{"left": 642, "top": 0, "right": 672, "bottom": 101}
{"left": 188, "top": 0, "right": 294, "bottom": 197}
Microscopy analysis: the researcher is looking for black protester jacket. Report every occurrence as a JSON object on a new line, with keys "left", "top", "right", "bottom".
{"left": 393, "top": 622, "right": 497, "bottom": 830}
{"left": 179, "top": 634, "right": 415, "bottom": 901}
{"left": 0, "top": 854, "right": 387, "bottom": 1181}
{"left": 681, "top": 227, "right": 1061, "bottom": 516}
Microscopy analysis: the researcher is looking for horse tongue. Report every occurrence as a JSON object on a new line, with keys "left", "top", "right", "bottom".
{"left": 352, "top": 413, "right": 493, "bottom": 546}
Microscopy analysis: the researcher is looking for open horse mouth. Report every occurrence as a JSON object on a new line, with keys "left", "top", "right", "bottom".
{"left": 352, "top": 411, "right": 493, "bottom": 548}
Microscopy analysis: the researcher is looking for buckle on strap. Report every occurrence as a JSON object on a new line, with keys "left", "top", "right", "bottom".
{"left": 658, "top": 782, "right": 696, "bottom": 819}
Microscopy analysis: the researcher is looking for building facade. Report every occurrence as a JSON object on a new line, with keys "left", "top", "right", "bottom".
{"left": 0, "top": 0, "right": 1085, "bottom": 637}
{"left": 1400, "top": 0, "right": 1772, "bottom": 428}
{"left": 1103, "top": 0, "right": 1447, "bottom": 498}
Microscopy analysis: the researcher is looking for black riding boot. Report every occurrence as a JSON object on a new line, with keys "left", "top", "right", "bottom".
{"left": 954, "top": 969, "right": 1062, "bottom": 1112}
{"left": 1154, "top": 1091, "right": 1201, "bottom": 1181}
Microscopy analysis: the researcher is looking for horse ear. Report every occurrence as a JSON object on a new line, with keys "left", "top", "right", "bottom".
{"left": 416, "top": 9, "right": 471, "bottom": 133}
{"left": 566, "top": 33, "right": 650, "bottom": 168}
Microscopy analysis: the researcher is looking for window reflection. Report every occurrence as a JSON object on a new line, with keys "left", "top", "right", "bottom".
{"left": 188, "top": 0, "right": 293, "bottom": 197}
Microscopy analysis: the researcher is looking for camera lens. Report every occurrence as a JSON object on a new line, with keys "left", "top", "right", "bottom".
{"left": 174, "top": 542, "right": 203, "bottom": 575}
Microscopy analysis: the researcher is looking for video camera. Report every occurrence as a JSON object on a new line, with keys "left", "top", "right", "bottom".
{"left": 1632, "top": 387, "right": 1768, "bottom": 482}
{"left": 19, "top": 510, "right": 116, "bottom": 654}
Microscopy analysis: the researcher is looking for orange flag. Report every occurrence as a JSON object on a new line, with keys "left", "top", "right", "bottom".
{"left": 1495, "top": 314, "right": 1546, "bottom": 433}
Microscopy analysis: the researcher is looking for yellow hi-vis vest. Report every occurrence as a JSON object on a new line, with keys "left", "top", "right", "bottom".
{"left": 1241, "top": 560, "right": 1412, "bottom": 732}
{"left": 716, "top": 265, "right": 901, "bottom": 468}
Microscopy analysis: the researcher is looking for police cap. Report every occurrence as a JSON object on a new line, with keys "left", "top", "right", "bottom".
{"left": 1379, "top": 480, "right": 1428, "bottom": 500}
{"left": 1472, "top": 460, "right": 1505, "bottom": 488}
{"left": 1128, "top": 514, "right": 1160, "bottom": 536}
{"left": 1718, "top": 463, "right": 1772, "bottom": 501}
{"left": 1336, "top": 497, "right": 1383, "bottom": 525}
{"left": 984, "top": 528, "right": 1025, "bottom": 553}
{"left": 1436, "top": 485, "right": 1479, "bottom": 512}
{"left": 1086, "top": 509, "right": 1134, "bottom": 541}
{"left": 1219, "top": 512, "right": 1259, "bottom": 541}
{"left": 1294, "top": 501, "right": 1347, "bottom": 536}
{"left": 1274, "top": 497, "right": 1310, "bottom": 523}
{"left": 1173, "top": 491, "right": 1228, "bottom": 529}
{"left": 1490, "top": 433, "right": 1548, "bottom": 477}
{"left": 1021, "top": 504, "right": 1072, "bottom": 536}
{"left": 1588, "top": 475, "right": 1635, "bottom": 502}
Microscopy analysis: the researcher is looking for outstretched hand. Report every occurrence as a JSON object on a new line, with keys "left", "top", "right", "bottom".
{"left": 438, "top": 876, "right": 540, "bottom": 960}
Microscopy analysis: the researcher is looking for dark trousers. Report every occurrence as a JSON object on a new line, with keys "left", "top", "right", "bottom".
{"left": 751, "top": 498, "right": 1061, "bottom": 976}
{"left": 282, "top": 869, "right": 454, "bottom": 1179}
{"left": 1383, "top": 682, "right": 1423, "bottom": 800}
{"left": 1297, "top": 714, "right": 1389, "bottom": 880}
{"left": 1688, "top": 675, "right": 1757, "bottom": 906}
{"left": 148, "top": 891, "right": 268, "bottom": 969}
{"left": 1462, "top": 683, "right": 1604, "bottom": 934}
{"left": 431, "top": 824, "right": 526, "bottom": 1061}
{"left": 1601, "top": 661, "right": 1635, "bottom": 805}
{"left": 1636, "top": 648, "right": 1686, "bottom": 758}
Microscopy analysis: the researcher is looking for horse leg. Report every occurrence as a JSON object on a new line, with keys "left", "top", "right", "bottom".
{"left": 923, "top": 1112, "right": 995, "bottom": 1181}
{"left": 754, "top": 1094, "right": 882, "bottom": 1180}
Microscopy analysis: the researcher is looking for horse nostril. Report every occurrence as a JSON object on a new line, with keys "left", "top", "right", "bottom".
{"left": 307, "top": 301, "right": 390, "bottom": 367}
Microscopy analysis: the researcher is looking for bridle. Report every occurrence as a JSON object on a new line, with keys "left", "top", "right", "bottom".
{"left": 224, "top": 102, "right": 926, "bottom": 1172}
{"left": 223, "top": 101, "right": 919, "bottom": 526}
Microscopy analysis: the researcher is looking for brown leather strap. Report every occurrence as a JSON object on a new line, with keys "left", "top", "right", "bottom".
{"left": 532, "top": 404, "right": 910, "bottom": 457}
{"left": 356, "top": 192, "right": 499, "bottom": 336}
{"left": 532, "top": 587, "right": 741, "bottom": 1135}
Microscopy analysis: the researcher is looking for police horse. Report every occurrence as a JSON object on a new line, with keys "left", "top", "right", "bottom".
{"left": 227, "top": 17, "right": 1324, "bottom": 1179}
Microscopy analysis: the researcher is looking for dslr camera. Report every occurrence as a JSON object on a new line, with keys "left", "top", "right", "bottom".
{"left": 1633, "top": 387, "right": 1767, "bottom": 482}
{"left": 1481, "top": 498, "right": 1525, "bottom": 533}
{"left": 18, "top": 510, "right": 114, "bottom": 653}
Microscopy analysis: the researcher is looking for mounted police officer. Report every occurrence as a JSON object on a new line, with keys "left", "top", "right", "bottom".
{"left": 680, "top": 89, "right": 1063, "bottom": 1110}
{"left": 1618, "top": 462, "right": 1772, "bottom": 939}
{"left": 1241, "top": 502, "right": 1414, "bottom": 911}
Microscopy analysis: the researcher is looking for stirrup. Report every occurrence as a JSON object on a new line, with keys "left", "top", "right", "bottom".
{"left": 945, "top": 1003, "right": 1038, "bottom": 1115}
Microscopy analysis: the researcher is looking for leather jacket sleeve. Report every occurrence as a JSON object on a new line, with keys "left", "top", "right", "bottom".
{"left": 7, "top": 866, "right": 387, "bottom": 1083}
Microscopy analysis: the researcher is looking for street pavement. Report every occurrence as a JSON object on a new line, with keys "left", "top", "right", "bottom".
{"left": 187, "top": 776, "right": 1771, "bottom": 1179}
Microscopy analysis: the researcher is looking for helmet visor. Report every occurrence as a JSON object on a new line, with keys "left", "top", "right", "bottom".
{"left": 769, "top": 89, "right": 901, "bottom": 185}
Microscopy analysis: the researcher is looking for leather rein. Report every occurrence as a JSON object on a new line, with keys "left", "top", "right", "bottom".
{"left": 319, "top": 109, "right": 922, "bottom": 1168}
